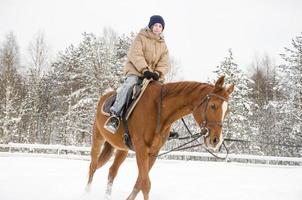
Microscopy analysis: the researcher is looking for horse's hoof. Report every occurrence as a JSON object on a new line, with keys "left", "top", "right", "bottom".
{"left": 85, "top": 184, "right": 91, "bottom": 193}
{"left": 104, "top": 193, "right": 111, "bottom": 200}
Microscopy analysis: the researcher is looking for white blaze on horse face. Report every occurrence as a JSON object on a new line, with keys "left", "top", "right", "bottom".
{"left": 221, "top": 101, "right": 228, "bottom": 121}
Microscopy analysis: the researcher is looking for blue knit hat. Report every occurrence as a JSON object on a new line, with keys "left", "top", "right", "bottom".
{"left": 148, "top": 15, "right": 165, "bottom": 30}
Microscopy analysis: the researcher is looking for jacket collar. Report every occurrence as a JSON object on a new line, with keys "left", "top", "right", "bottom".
{"left": 139, "top": 27, "right": 165, "bottom": 42}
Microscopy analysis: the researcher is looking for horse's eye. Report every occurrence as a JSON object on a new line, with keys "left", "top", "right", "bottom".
{"left": 211, "top": 104, "right": 216, "bottom": 110}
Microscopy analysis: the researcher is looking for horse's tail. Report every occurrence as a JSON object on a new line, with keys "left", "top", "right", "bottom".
{"left": 97, "top": 141, "right": 114, "bottom": 169}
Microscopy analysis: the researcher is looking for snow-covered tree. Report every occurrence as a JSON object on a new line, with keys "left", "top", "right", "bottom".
{"left": 48, "top": 45, "right": 84, "bottom": 145}
{"left": 21, "top": 32, "right": 50, "bottom": 143}
{"left": 45, "top": 31, "right": 132, "bottom": 145}
{"left": 248, "top": 55, "right": 283, "bottom": 155}
{"left": 212, "top": 49, "right": 256, "bottom": 154}
{"left": 275, "top": 33, "right": 302, "bottom": 156}
{"left": 165, "top": 57, "right": 183, "bottom": 82}
{"left": 0, "top": 32, "right": 24, "bottom": 143}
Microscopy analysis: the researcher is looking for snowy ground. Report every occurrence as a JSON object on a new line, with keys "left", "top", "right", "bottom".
{"left": 0, "top": 154, "right": 302, "bottom": 200}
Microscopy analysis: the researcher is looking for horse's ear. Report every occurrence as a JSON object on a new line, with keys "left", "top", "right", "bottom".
{"left": 227, "top": 84, "right": 235, "bottom": 94}
{"left": 215, "top": 76, "right": 225, "bottom": 88}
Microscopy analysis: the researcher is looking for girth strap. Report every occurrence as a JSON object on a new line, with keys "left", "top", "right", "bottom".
{"left": 122, "top": 118, "right": 134, "bottom": 151}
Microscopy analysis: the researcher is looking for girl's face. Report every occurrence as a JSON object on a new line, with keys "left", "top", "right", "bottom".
{"left": 152, "top": 23, "right": 163, "bottom": 35}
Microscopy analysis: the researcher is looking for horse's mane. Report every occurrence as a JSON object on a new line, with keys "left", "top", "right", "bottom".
{"left": 162, "top": 81, "right": 213, "bottom": 98}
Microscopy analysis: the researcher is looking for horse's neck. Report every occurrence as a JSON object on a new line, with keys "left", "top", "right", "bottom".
{"left": 162, "top": 82, "right": 212, "bottom": 125}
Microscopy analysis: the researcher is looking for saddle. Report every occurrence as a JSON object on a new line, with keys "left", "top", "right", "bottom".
{"left": 101, "top": 81, "right": 146, "bottom": 150}
{"left": 101, "top": 83, "right": 142, "bottom": 118}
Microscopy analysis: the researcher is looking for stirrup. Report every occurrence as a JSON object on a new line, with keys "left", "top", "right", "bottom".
{"left": 104, "top": 115, "right": 120, "bottom": 134}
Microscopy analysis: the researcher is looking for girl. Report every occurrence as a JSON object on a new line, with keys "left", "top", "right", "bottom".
{"left": 105, "top": 15, "right": 170, "bottom": 133}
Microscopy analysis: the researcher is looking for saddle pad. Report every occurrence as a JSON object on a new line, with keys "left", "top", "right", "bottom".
{"left": 101, "top": 94, "right": 116, "bottom": 116}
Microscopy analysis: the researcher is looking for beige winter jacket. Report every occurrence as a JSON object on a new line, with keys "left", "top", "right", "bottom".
{"left": 123, "top": 28, "right": 170, "bottom": 81}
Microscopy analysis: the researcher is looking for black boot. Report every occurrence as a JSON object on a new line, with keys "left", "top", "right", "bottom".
{"left": 104, "top": 115, "right": 120, "bottom": 134}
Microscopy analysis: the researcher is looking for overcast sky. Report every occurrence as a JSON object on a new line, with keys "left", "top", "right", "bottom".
{"left": 1, "top": 0, "right": 302, "bottom": 81}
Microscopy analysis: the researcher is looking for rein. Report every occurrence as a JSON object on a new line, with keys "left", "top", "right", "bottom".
{"left": 224, "top": 138, "right": 302, "bottom": 149}
{"left": 158, "top": 117, "right": 229, "bottom": 160}
{"left": 158, "top": 92, "right": 230, "bottom": 160}
{"left": 155, "top": 84, "right": 163, "bottom": 133}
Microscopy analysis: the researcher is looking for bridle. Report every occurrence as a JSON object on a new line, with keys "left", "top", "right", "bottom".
{"left": 157, "top": 92, "right": 230, "bottom": 159}
{"left": 196, "top": 93, "right": 229, "bottom": 138}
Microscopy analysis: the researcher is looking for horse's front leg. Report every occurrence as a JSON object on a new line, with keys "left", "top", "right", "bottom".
{"left": 105, "top": 150, "right": 128, "bottom": 200}
{"left": 126, "top": 146, "right": 151, "bottom": 200}
{"left": 126, "top": 177, "right": 141, "bottom": 200}
{"left": 148, "top": 150, "right": 160, "bottom": 171}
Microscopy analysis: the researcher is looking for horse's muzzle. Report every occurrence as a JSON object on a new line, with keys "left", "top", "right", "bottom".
{"left": 203, "top": 130, "right": 223, "bottom": 151}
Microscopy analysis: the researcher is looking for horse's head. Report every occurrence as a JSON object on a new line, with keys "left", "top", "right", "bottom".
{"left": 192, "top": 76, "right": 234, "bottom": 151}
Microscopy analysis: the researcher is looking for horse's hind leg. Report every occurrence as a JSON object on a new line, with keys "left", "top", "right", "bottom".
{"left": 87, "top": 124, "right": 104, "bottom": 187}
{"left": 105, "top": 150, "right": 128, "bottom": 199}
{"left": 97, "top": 142, "right": 114, "bottom": 169}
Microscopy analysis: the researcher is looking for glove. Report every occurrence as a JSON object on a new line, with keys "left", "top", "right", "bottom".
{"left": 143, "top": 71, "right": 154, "bottom": 80}
{"left": 143, "top": 70, "right": 160, "bottom": 81}
{"left": 151, "top": 71, "right": 159, "bottom": 81}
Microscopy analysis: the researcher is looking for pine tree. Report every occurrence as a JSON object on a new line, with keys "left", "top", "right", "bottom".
{"left": 213, "top": 49, "right": 256, "bottom": 154}
{"left": 46, "top": 31, "right": 132, "bottom": 145}
{"left": 248, "top": 55, "right": 284, "bottom": 155}
{"left": 275, "top": 33, "right": 302, "bottom": 156}
{"left": 48, "top": 45, "right": 81, "bottom": 145}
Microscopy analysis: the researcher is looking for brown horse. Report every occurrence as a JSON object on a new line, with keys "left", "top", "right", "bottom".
{"left": 87, "top": 76, "right": 234, "bottom": 200}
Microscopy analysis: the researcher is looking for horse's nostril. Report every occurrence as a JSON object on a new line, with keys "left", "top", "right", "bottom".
{"left": 213, "top": 137, "right": 218, "bottom": 145}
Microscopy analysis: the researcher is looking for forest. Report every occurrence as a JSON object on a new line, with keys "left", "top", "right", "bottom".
{"left": 0, "top": 29, "right": 301, "bottom": 157}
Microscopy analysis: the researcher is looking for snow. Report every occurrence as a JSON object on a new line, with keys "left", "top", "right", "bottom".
{"left": 0, "top": 154, "right": 302, "bottom": 200}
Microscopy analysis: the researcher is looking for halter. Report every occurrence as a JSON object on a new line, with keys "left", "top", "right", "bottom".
{"left": 197, "top": 93, "right": 229, "bottom": 138}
